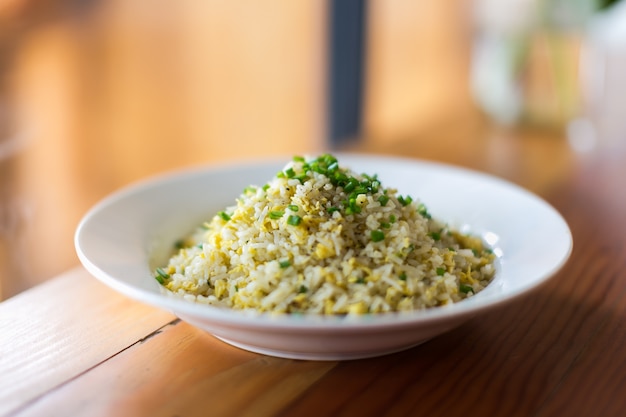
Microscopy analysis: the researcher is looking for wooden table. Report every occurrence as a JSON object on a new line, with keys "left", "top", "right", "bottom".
{"left": 2, "top": 128, "right": 626, "bottom": 417}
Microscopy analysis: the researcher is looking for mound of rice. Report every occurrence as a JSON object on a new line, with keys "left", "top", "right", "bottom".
{"left": 155, "top": 154, "right": 496, "bottom": 315}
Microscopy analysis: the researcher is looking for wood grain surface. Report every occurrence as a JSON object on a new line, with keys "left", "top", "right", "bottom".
{"left": 0, "top": 268, "right": 176, "bottom": 416}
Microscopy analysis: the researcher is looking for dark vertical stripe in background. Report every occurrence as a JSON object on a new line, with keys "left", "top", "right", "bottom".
{"left": 328, "top": 0, "right": 367, "bottom": 147}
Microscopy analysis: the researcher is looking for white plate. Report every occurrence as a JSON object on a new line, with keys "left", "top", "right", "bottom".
{"left": 75, "top": 154, "right": 572, "bottom": 360}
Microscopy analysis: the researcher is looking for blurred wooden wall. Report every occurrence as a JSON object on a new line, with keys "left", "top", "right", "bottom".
{"left": 1, "top": 0, "right": 328, "bottom": 297}
{"left": 0, "top": 0, "right": 473, "bottom": 298}
{"left": 364, "top": 0, "right": 475, "bottom": 142}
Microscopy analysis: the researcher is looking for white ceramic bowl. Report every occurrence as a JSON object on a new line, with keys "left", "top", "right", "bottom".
{"left": 75, "top": 154, "right": 572, "bottom": 360}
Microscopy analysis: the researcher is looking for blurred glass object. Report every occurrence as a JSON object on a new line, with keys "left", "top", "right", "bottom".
{"left": 570, "top": 1, "right": 626, "bottom": 150}
{"left": 470, "top": 0, "right": 600, "bottom": 130}
{"left": 471, "top": 0, "right": 538, "bottom": 125}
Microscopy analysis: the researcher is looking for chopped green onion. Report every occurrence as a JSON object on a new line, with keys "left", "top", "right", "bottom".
{"left": 436, "top": 267, "right": 445, "bottom": 276}
{"left": 377, "top": 195, "right": 390, "bottom": 206}
{"left": 417, "top": 203, "right": 431, "bottom": 219}
{"left": 269, "top": 210, "right": 284, "bottom": 219}
{"left": 460, "top": 284, "right": 474, "bottom": 294}
{"left": 398, "top": 195, "right": 413, "bottom": 206}
{"left": 287, "top": 215, "right": 302, "bottom": 226}
{"left": 288, "top": 204, "right": 299, "bottom": 212}
{"left": 279, "top": 260, "right": 291, "bottom": 268}
{"left": 155, "top": 268, "right": 169, "bottom": 284}
{"left": 343, "top": 179, "right": 358, "bottom": 193}
{"left": 389, "top": 214, "right": 397, "bottom": 223}
{"left": 345, "top": 205, "right": 361, "bottom": 215}
{"left": 333, "top": 171, "right": 348, "bottom": 186}
{"left": 285, "top": 167, "right": 296, "bottom": 178}
{"left": 356, "top": 277, "right": 366, "bottom": 284}
{"left": 262, "top": 183, "right": 270, "bottom": 191}
{"left": 294, "top": 173, "right": 308, "bottom": 183}
{"left": 380, "top": 222, "right": 390, "bottom": 229}
{"left": 348, "top": 198, "right": 362, "bottom": 214}
{"left": 430, "top": 232, "right": 441, "bottom": 241}
{"left": 353, "top": 185, "right": 368, "bottom": 195}
{"left": 371, "top": 230, "right": 385, "bottom": 242}
{"left": 399, "top": 272, "right": 407, "bottom": 281}
{"left": 298, "top": 285, "right": 308, "bottom": 293}
{"left": 278, "top": 155, "right": 391, "bottom": 217}
{"left": 218, "top": 211, "right": 231, "bottom": 221}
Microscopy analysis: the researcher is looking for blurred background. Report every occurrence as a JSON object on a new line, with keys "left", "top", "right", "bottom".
{"left": 0, "top": 0, "right": 623, "bottom": 299}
